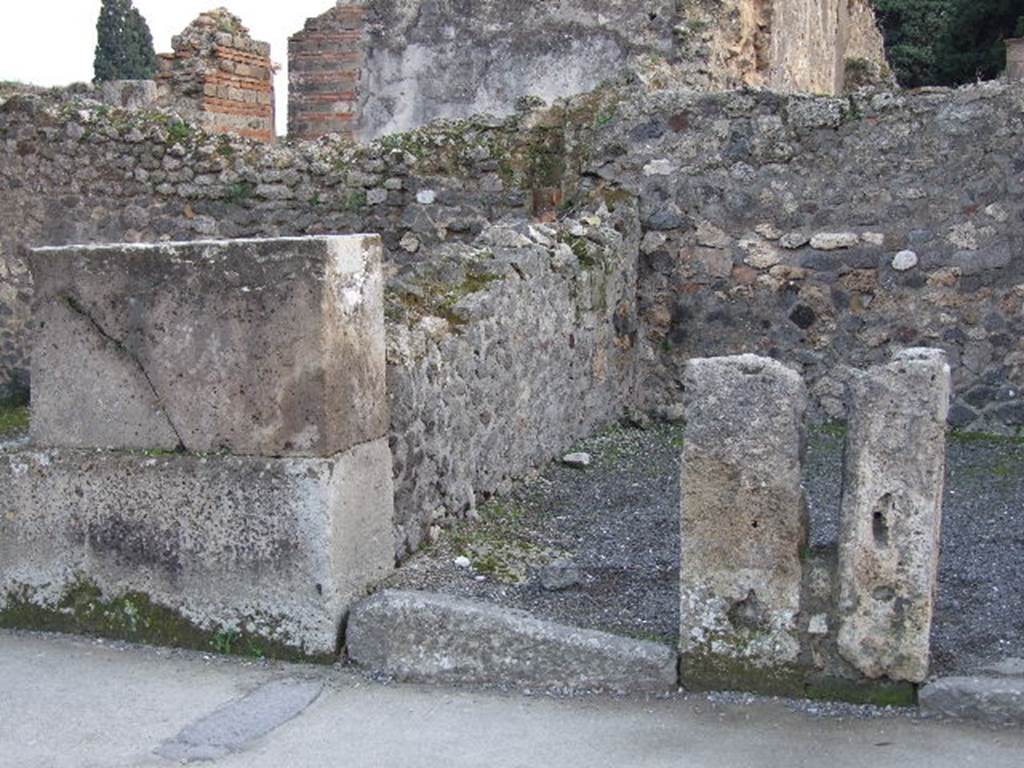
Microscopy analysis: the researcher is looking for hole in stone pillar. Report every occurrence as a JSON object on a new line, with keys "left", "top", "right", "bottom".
{"left": 872, "top": 494, "right": 892, "bottom": 547}
{"left": 751, "top": 520, "right": 759, "bottom": 529}
{"left": 872, "top": 586, "right": 895, "bottom": 602}
{"left": 728, "top": 589, "right": 766, "bottom": 631}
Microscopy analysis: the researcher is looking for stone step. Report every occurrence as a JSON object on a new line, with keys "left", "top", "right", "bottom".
{"left": 346, "top": 590, "right": 678, "bottom": 694}
{"left": 919, "top": 676, "right": 1024, "bottom": 727}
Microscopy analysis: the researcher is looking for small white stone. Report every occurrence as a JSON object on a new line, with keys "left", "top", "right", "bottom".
{"left": 984, "top": 203, "right": 1009, "bottom": 223}
{"left": 810, "top": 232, "right": 859, "bottom": 251}
{"left": 808, "top": 614, "right": 830, "bottom": 636}
{"left": 399, "top": 233, "right": 421, "bottom": 253}
{"left": 780, "top": 232, "right": 810, "bottom": 250}
{"left": 562, "top": 452, "right": 592, "bottom": 468}
{"left": 861, "top": 232, "right": 885, "bottom": 246}
{"left": 454, "top": 556, "right": 472, "bottom": 569}
{"left": 892, "top": 250, "right": 919, "bottom": 272}
{"left": 416, "top": 189, "right": 437, "bottom": 205}
{"left": 755, "top": 223, "right": 782, "bottom": 241}
{"left": 643, "top": 159, "right": 674, "bottom": 176}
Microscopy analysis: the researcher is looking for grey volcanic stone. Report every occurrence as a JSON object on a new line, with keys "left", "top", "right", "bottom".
{"left": 28, "top": 236, "right": 387, "bottom": 457}
{"left": 0, "top": 440, "right": 395, "bottom": 656}
{"left": 346, "top": 590, "right": 678, "bottom": 694}
{"left": 837, "top": 348, "right": 951, "bottom": 683}
{"left": 920, "top": 676, "right": 1024, "bottom": 727}
{"left": 678, "top": 355, "right": 808, "bottom": 672}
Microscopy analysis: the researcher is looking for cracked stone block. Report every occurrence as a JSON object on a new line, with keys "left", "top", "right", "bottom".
{"left": 837, "top": 348, "right": 951, "bottom": 684}
{"left": 679, "top": 354, "right": 808, "bottom": 683}
{"left": 0, "top": 439, "right": 395, "bottom": 657}
{"left": 28, "top": 236, "right": 386, "bottom": 457}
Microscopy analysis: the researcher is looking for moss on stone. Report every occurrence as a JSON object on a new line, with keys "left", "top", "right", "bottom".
{"left": 681, "top": 651, "right": 918, "bottom": 706}
{"left": 0, "top": 579, "right": 335, "bottom": 664}
{"left": 448, "top": 500, "right": 555, "bottom": 584}
{"left": 0, "top": 404, "right": 29, "bottom": 438}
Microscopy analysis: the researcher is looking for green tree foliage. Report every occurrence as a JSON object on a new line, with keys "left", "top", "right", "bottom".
{"left": 873, "top": 0, "right": 952, "bottom": 87}
{"left": 874, "top": 0, "right": 1024, "bottom": 87}
{"left": 93, "top": 0, "right": 158, "bottom": 82}
{"left": 936, "top": 1, "right": 1024, "bottom": 85}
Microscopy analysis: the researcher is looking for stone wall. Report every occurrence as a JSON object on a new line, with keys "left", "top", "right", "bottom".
{"left": 571, "top": 82, "right": 1024, "bottom": 433}
{"left": 289, "top": 0, "right": 888, "bottom": 141}
{"left": 0, "top": 94, "right": 639, "bottom": 555}
{"left": 2, "top": 79, "right": 1024, "bottom": 545}
{"left": 157, "top": 9, "right": 275, "bottom": 143}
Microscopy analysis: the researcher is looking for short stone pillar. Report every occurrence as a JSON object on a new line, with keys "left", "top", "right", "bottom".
{"left": 837, "top": 348, "right": 951, "bottom": 683}
{"left": 1, "top": 236, "right": 394, "bottom": 659}
{"left": 679, "top": 354, "right": 808, "bottom": 691}
{"left": 1007, "top": 39, "right": 1024, "bottom": 83}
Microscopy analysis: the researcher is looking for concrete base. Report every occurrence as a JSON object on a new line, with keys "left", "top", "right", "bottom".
{"left": 0, "top": 441, "right": 395, "bottom": 658}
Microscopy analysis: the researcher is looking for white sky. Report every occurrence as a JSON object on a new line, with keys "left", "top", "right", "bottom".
{"left": 0, "top": 1, "right": 339, "bottom": 134}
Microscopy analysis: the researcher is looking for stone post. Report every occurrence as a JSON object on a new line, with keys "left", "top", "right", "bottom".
{"left": 679, "top": 354, "right": 808, "bottom": 692}
{"left": 837, "top": 348, "right": 951, "bottom": 683}
{"left": 1007, "top": 39, "right": 1024, "bottom": 83}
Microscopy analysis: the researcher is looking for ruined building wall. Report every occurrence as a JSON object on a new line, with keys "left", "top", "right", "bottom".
{"left": 289, "top": 0, "right": 888, "bottom": 141}
{"left": 576, "top": 83, "right": 1024, "bottom": 433}
{"left": 288, "top": 3, "right": 366, "bottom": 141}
{"left": 0, "top": 97, "right": 639, "bottom": 556}
{"left": 157, "top": 9, "right": 275, "bottom": 142}
{"left": 2, "top": 80, "right": 1023, "bottom": 543}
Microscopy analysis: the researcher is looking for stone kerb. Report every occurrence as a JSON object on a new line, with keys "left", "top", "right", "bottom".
{"left": 837, "top": 348, "right": 951, "bottom": 683}
{"left": 28, "top": 236, "right": 387, "bottom": 457}
{"left": 1, "top": 235, "right": 395, "bottom": 658}
{"left": 679, "top": 354, "right": 809, "bottom": 690}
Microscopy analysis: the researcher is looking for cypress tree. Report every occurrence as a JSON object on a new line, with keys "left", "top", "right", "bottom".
{"left": 93, "top": 0, "right": 158, "bottom": 82}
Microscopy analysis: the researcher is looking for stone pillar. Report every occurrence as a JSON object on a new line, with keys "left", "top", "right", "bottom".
{"left": 1, "top": 236, "right": 394, "bottom": 658}
{"left": 837, "top": 348, "right": 951, "bottom": 683}
{"left": 1007, "top": 39, "right": 1024, "bottom": 84}
{"left": 156, "top": 9, "right": 275, "bottom": 142}
{"left": 288, "top": 2, "right": 367, "bottom": 141}
{"left": 679, "top": 354, "right": 808, "bottom": 692}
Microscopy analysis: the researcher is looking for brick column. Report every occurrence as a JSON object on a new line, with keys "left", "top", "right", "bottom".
{"left": 288, "top": 3, "right": 367, "bottom": 141}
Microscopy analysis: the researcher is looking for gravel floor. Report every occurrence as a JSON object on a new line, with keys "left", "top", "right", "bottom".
{"left": 388, "top": 422, "right": 1024, "bottom": 678}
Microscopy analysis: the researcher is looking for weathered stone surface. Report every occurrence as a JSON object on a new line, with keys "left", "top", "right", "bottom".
{"left": 99, "top": 80, "right": 158, "bottom": 110}
{"left": 0, "top": 440, "right": 395, "bottom": 656}
{"left": 837, "top": 348, "right": 951, "bottom": 683}
{"left": 1006, "top": 39, "right": 1024, "bottom": 83}
{"left": 679, "top": 354, "right": 808, "bottom": 680}
{"left": 29, "top": 236, "right": 387, "bottom": 457}
{"left": 920, "top": 676, "right": 1024, "bottom": 727}
{"left": 347, "top": 590, "right": 678, "bottom": 693}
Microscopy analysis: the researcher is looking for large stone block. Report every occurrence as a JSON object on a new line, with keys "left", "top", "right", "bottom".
{"left": 0, "top": 440, "right": 395, "bottom": 657}
{"left": 679, "top": 354, "right": 808, "bottom": 685}
{"left": 347, "top": 590, "right": 678, "bottom": 694}
{"left": 837, "top": 348, "right": 950, "bottom": 683}
{"left": 29, "top": 236, "right": 386, "bottom": 457}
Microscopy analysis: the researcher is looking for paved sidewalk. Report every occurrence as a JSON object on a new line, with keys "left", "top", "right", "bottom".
{"left": 1, "top": 630, "right": 1020, "bottom": 768}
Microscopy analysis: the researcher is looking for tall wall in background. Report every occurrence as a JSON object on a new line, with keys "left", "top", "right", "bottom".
{"left": 288, "top": 0, "right": 889, "bottom": 141}
{"left": 288, "top": 3, "right": 367, "bottom": 141}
